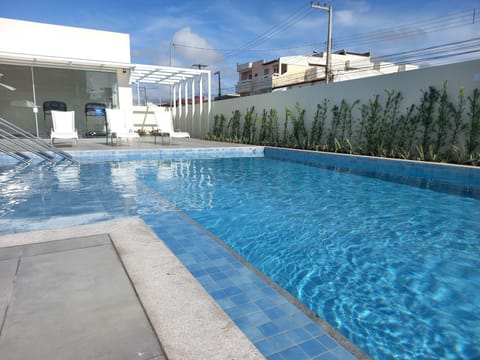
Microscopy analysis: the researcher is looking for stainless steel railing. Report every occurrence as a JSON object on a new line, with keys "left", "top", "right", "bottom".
{"left": 0, "top": 116, "right": 78, "bottom": 166}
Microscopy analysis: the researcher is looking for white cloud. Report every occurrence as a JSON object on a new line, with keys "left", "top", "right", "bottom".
{"left": 172, "top": 27, "right": 224, "bottom": 66}
{"left": 336, "top": 10, "right": 355, "bottom": 26}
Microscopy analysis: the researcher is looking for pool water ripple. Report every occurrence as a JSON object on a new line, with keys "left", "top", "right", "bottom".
{"left": 140, "top": 157, "right": 480, "bottom": 360}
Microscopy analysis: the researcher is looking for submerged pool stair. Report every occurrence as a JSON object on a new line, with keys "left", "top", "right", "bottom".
{"left": 0, "top": 116, "right": 78, "bottom": 166}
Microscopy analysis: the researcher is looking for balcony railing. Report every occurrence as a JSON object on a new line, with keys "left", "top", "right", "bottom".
{"left": 235, "top": 79, "right": 252, "bottom": 94}
{"left": 237, "top": 62, "right": 253, "bottom": 71}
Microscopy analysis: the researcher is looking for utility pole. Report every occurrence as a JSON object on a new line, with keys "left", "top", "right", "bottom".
{"left": 214, "top": 71, "right": 221, "bottom": 98}
{"left": 311, "top": 2, "right": 333, "bottom": 84}
{"left": 192, "top": 64, "right": 208, "bottom": 70}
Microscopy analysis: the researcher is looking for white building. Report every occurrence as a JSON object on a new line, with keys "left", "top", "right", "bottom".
{"left": 236, "top": 50, "right": 418, "bottom": 96}
{"left": 0, "top": 18, "right": 211, "bottom": 137}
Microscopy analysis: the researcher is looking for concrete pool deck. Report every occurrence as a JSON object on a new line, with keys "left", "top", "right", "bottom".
{"left": 0, "top": 218, "right": 264, "bottom": 360}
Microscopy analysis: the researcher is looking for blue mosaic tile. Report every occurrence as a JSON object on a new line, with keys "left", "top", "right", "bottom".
{"left": 317, "top": 334, "right": 339, "bottom": 350}
{"left": 266, "top": 353, "right": 284, "bottom": 360}
{"left": 244, "top": 310, "right": 271, "bottom": 327}
{"left": 279, "top": 345, "right": 310, "bottom": 360}
{"left": 210, "top": 271, "right": 228, "bottom": 281}
{"left": 230, "top": 292, "right": 251, "bottom": 305}
{"left": 304, "top": 323, "right": 327, "bottom": 337}
{"left": 331, "top": 346, "right": 358, "bottom": 360}
{"left": 189, "top": 268, "right": 207, "bottom": 277}
{"left": 269, "top": 332, "right": 295, "bottom": 351}
{"left": 256, "top": 297, "right": 276, "bottom": 311}
{"left": 286, "top": 327, "right": 312, "bottom": 343}
{"left": 315, "top": 352, "right": 339, "bottom": 360}
{"left": 72, "top": 146, "right": 264, "bottom": 163}
{"left": 225, "top": 302, "right": 262, "bottom": 320}
{"left": 299, "top": 339, "right": 328, "bottom": 357}
{"left": 215, "top": 297, "right": 236, "bottom": 309}
{"left": 223, "top": 285, "right": 243, "bottom": 296}
{"left": 291, "top": 310, "right": 314, "bottom": 326}
{"left": 265, "top": 306, "right": 287, "bottom": 320}
{"left": 260, "top": 339, "right": 286, "bottom": 357}
{"left": 271, "top": 315, "right": 303, "bottom": 332}
{"left": 264, "top": 147, "right": 480, "bottom": 198}
{"left": 209, "top": 289, "right": 227, "bottom": 300}
{"left": 258, "top": 321, "right": 283, "bottom": 337}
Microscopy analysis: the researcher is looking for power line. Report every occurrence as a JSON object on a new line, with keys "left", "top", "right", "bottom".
{"left": 333, "top": 8, "right": 477, "bottom": 49}
{"left": 375, "top": 38, "right": 480, "bottom": 63}
{"left": 373, "top": 37, "right": 480, "bottom": 59}
{"left": 219, "top": 4, "right": 313, "bottom": 63}
{"left": 171, "top": 7, "right": 478, "bottom": 61}
{"left": 170, "top": 42, "right": 317, "bottom": 53}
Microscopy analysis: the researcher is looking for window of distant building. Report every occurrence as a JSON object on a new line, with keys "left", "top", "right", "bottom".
{"left": 281, "top": 64, "right": 287, "bottom": 74}
{"left": 241, "top": 71, "right": 251, "bottom": 81}
{"left": 264, "top": 68, "right": 270, "bottom": 76}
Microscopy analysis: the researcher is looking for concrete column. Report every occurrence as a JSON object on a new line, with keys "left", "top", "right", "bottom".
{"left": 191, "top": 78, "right": 195, "bottom": 135}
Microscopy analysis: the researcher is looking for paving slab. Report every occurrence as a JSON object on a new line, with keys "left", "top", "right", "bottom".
{"left": 0, "top": 258, "right": 18, "bottom": 329}
{"left": 0, "top": 234, "right": 166, "bottom": 360}
{"left": 0, "top": 219, "right": 265, "bottom": 360}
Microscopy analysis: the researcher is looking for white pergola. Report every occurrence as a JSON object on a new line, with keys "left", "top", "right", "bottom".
{"left": 130, "top": 64, "right": 211, "bottom": 133}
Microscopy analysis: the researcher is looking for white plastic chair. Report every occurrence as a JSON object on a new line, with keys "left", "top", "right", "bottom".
{"left": 50, "top": 110, "right": 78, "bottom": 145}
{"left": 154, "top": 109, "right": 190, "bottom": 144}
{"left": 105, "top": 108, "right": 139, "bottom": 145}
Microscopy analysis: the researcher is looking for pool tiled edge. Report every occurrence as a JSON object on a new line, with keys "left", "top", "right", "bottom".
{"left": 265, "top": 147, "right": 480, "bottom": 198}
{"left": 138, "top": 186, "right": 367, "bottom": 360}
{"left": 0, "top": 146, "right": 264, "bottom": 165}
{"left": 72, "top": 146, "right": 264, "bottom": 162}
{"left": 264, "top": 147, "right": 480, "bottom": 184}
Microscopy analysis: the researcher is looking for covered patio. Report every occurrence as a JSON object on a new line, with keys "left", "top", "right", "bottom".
{"left": 0, "top": 17, "right": 212, "bottom": 139}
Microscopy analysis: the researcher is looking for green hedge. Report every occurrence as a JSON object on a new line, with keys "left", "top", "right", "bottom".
{"left": 206, "top": 82, "right": 480, "bottom": 166}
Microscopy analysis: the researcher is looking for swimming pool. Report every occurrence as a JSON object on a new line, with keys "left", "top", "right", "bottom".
{"left": 1, "top": 148, "right": 479, "bottom": 359}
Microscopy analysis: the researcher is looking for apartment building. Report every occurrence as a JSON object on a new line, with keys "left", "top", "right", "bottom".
{"left": 235, "top": 50, "right": 418, "bottom": 96}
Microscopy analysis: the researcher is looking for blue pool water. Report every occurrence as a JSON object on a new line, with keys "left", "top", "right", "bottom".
{"left": 0, "top": 155, "right": 479, "bottom": 359}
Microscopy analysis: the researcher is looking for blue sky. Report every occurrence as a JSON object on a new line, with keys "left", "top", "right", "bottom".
{"left": 1, "top": 0, "right": 479, "bottom": 95}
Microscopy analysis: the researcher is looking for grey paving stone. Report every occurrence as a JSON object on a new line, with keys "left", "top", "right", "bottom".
{"left": 0, "top": 235, "right": 165, "bottom": 360}
{"left": 0, "top": 235, "right": 111, "bottom": 261}
{"left": 0, "top": 258, "right": 18, "bottom": 330}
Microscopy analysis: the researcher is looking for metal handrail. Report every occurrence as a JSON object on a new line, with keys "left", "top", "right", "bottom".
{"left": 0, "top": 140, "right": 31, "bottom": 165}
{"left": 0, "top": 128, "right": 56, "bottom": 163}
{"left": 0, "top": 116, "right": 78, "bottom": 165}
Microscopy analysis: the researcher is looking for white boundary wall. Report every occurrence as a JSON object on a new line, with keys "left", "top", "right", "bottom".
{"left": 207, "top": 60, "right": 480, "bottom": 137}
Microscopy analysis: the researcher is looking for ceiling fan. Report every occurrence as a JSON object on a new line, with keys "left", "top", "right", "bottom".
{"left": 0, "top": 73, "right": 16, "bottom": 91}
